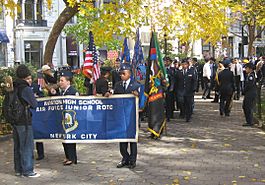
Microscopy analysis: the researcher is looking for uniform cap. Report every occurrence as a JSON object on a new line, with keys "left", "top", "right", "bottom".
{"left": 245, "top": 63, "right": 254, "bottom": 70}
{"left": 119, "top": 63, "right": 131, "bottom": 72}
{"left": 222, "top": 58, "right": 232, "bottom": 66}
{"left": 60, "top": 70, "right": 73, "bottom": 78}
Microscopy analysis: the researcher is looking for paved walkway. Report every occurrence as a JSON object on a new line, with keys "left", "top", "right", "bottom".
{"left": 1, "top": 95, "right": 265, "bottom": 185}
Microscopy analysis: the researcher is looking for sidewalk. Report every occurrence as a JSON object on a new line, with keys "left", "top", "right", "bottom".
{"left": 1, "top": 94, "right": 265, "bottom": 185}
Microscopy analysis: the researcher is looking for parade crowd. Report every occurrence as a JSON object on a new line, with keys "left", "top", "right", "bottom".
{"left": 6, "top": 55, "right": 265, "bottom": 178}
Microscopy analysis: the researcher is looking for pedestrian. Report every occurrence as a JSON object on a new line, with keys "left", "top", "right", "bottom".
{"left": 114, "top": 63, "right": 140, "bottom": 169}
{"left": 218, "top": 59, "right": 235, "bottom": 116}
{"left": 58, "top": 71, "right": 79, "bottom": 165}
{"left": 230, "top": 58, "right": 244, "bottom": 100}
{"left": 242, "top": 63, "right": 257, "bottom": 126}
{"left": 12, "top": 64, "right": 39, "bottom": 177}
{"left": 202, "top": 58, "right": 212, "bottom": 99}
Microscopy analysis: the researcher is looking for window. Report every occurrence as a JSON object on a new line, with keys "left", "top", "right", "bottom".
{"left": 25, "top": 0, "right": 34, "bottom": 20}
{"left": 37, "top": 0, "right": 43, "bottom": 20}
{"left": 24, "top": 41, "right": 43, "bottom": 68}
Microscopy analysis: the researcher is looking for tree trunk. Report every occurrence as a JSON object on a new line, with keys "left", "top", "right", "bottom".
{"left": 247, "top": 24, "right": 256, "bottom": 57}
{"left": 43, "top": 4, "right": 79, "bottom": 65}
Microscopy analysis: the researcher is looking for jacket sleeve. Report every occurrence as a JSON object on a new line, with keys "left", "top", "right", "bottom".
{"left": 21, "top": 87, "right": 38, "bottom": 109}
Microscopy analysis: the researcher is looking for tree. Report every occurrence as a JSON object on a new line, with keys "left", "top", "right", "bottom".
{"left": 2, "top": 0, "right": 233, "bottom": 65}
{"left": 230, "top": 0, "right": 265, "bottom": 57}
{"left": 43, "top": 0, "right": 79, "bottom": 64}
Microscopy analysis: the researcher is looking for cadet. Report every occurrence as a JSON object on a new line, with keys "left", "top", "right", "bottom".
{"left": 114, "top": 63, "right": 140, "bottom": 169}
{"left": 164, "top": 57, "right": 175, "bottom": 122}
{"left": 218, "top": 59, "right": 235, "bottom": 116}
{"left": 58, "top": 71, "right": 79, "bottom": 165}
{"left": 96, "top": 66, "right": 112, "bottom": 97}
{"left": 242, "top": 63, "right": 257, "bottom": 126}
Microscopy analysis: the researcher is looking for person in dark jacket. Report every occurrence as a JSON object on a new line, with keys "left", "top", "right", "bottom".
{"left": 182, "top": 59, "right": 197, "bottom": 122}
{"left": 58, "top": 71, "right": 79, "bottom": 165}
{"left": 114, "top": 63, "right": 140, "bottom": 169}
{"left": 164, "top": 57, "right": 175, "bottom": 122}
{"left": 96, "top": 67, "right": 112, "bottom": 97}
{"left": 242, "top": 63, "right": 257, "bottom": 126}
{"left": 111, "top": 58, "right": 121, "bottom": 88}
{"left": 218, "top": 59, "right": 235, "bottom": 116}
{"left": 13, "top": 64, "right": 39, "bottom": 177}
{"left": 175, "top": 62, "right": 185, "bottom": 119}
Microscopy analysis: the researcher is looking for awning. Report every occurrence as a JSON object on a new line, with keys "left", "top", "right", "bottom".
{"left": 0, "top": 31, "right": 10, "bottom": 43}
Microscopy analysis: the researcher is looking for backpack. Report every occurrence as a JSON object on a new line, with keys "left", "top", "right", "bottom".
{"left": 2, "top": 87, "right": 25, "bottom": 125}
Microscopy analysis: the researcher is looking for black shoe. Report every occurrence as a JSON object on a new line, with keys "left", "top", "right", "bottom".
{"left": 129, "top": 162, "right": 136, "bottom": 169}
{"left": 242, "top": 123, "right": 253, "bottom": 127}
{"left": 36, "top": 156, "right": 44, "bottom": 160}
{"left": 225, "top": 114, "right": 230, "bottom": 117}
{"left": 220, "top": 112, "right": 223, "bottom": 116}
{"left": 206, "top": 96, "right": 213, "bottom": 99}
{"left": 117, "top": 161, "right": 129, "bottom": 168}
{"left": 186, "top": 119, "right": 190, "bottom": 122}
{"left": 202, "top": 96, "right": 206, "bottom": 100}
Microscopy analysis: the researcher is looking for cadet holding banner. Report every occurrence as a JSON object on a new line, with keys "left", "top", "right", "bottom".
{"left": 58, "top": 71, "right": 79, "bottom": 166}
{"left": 114, "top": 63, "right": 140, "bottom": 169}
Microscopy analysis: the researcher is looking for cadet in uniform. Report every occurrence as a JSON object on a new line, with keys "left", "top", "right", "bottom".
{"left": 59, "top": 71, "right": 79, "bottom": 165}
{"left": 164, "top": 57, "right": 175, "bottom": 121}
{"left": 182, "top": 59, "right": 197, "bottom": 122}
{"left": 114, "top": 63, "right": 140, "bottom": 169}
{"left": 218, "top": 59, "right": 235, "bottom": 116}
{"left": 242, "top": 63, "right": 257, "bottom": 126}
{"left": 96, "top": 67, "right": 112, "bottom": 97}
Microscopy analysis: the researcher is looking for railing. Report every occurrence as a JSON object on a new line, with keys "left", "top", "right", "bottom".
{"left": 16, "top": 19, "right": 47, "bottom": 27}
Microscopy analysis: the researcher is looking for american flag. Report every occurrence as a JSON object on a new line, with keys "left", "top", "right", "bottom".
{"left": 83, "top": 31, "right": 100, "bottom": 82}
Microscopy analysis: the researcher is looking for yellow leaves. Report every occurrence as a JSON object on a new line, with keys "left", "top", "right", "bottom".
{"left": 223, "top": 143, "right": 232, "bottom": 147}
{"left": 172, "top": 178, "right": 180, "bottom": 185}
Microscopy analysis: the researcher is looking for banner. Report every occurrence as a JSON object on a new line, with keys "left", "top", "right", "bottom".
{"left": 32, "top": 95, "right": 138, "bottom": 143}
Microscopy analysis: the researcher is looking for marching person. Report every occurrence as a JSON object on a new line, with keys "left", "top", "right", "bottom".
{"left": 164, "top": 57, "right": 175, "bottom": 122}
{"left": 58, "top": 71, "right": 79, "bottom": 165}
{"left": 114, "top": 63, "right": 140, "bottom": 169}
{"left": 182, "top": 59, "right": 197, "bottom": 122}
{"left": 218, "top": 59, "right": 235, "bottom": 116}
{"left": 242, "top": 63, "right": 257, "bottom": 127}
{"left": 13, "top": 65, "right": 39, "bottom": 177}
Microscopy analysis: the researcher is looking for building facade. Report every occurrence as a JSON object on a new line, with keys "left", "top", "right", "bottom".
{"left": 1, "top": 1, "right": 265, "bottom": 68}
